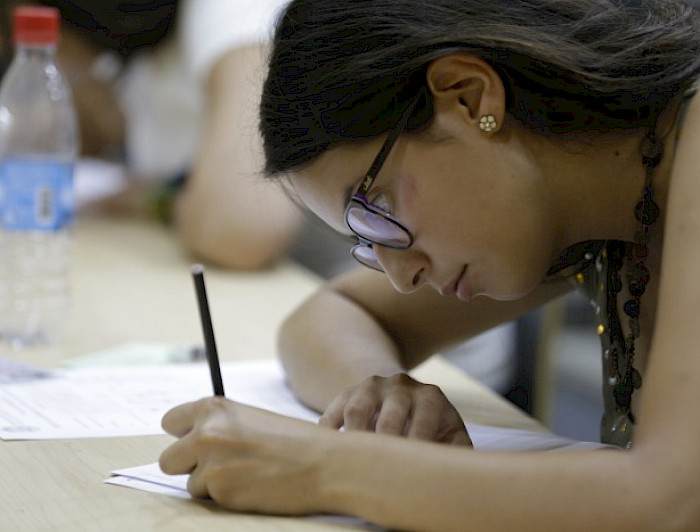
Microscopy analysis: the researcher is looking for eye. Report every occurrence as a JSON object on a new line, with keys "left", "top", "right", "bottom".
{"left": 369, "top": 192, "right": 393, "bottom": 214}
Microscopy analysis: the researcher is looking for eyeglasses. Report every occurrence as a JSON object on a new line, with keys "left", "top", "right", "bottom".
{"left": 344, "top": 90, "right": 424, "bottom": 271}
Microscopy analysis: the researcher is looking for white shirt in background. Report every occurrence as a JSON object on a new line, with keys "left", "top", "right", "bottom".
{"left": 118, "top": 0, "right": 290, "bottom": 179}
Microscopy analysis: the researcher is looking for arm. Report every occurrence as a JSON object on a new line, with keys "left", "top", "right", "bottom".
{"left": 279, "top": 266, "right": 572, "bottom": 412}
{"left": 159, "top": 397, "right": 679, "bottom": 532}
{"left": 173, "top": 44, "right": 302, "bottom": 269}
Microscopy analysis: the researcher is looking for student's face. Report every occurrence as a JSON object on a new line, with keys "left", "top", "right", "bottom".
{"left": 290, "top": 114, "right": 557, "bottom": 302}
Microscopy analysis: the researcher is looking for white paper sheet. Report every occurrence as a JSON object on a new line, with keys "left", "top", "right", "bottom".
{"left": 0, "top": 354, "right": 612, "bottom": 453}
{"left": 0, "top": 356, "right": 54, "bottom": 384}
{"left": 467, "top": 424, "right": 612, "bottom": 452}
{"left": 0, "top": 358, "right": 318, "bottom": 440}
{"left": 0, "top": 352, "right": 612, "bottom": 454}
{"left": 104, "top": 463, "right": 390, "bottom": 530}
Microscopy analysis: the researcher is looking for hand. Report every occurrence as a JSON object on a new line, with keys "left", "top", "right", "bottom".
{"left": 319, "top": 373, "right": 472, "bottom": 446}
{"left": 159, "top": 397, "right": 334, "bottom": 514}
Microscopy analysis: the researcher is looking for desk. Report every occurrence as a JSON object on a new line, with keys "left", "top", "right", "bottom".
{"left": 0, "top": 216, "right": 542, "bottom": 531}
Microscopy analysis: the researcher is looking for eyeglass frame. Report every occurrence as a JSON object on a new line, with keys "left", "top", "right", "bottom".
{"left": 344, "top": 89, "right": 425, "bottom": 270}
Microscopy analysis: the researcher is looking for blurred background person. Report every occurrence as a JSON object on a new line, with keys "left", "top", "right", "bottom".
{"left": 0, "top": 0, "right": 301, "bottom": 270}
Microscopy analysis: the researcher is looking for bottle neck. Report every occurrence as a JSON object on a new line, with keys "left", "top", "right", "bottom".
{"left": 14, "top": 43, "right": 57, "bottom": 63}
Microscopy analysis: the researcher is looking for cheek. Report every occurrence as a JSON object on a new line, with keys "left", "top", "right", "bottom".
{"left": 399, "top": 163, "right": 470, "bottom": 244}
{"left": 399, "top": 171, "right": 418, "bottom": 213}
{"left": 398, "top": 168, "right": 454, "bottom": 243}
{"left": 400, "top": 140, "right": 523, "bottom": 252}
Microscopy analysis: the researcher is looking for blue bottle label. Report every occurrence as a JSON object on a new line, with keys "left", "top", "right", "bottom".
{"left": 0, "top": 159, "right": 74, "bottom": 231}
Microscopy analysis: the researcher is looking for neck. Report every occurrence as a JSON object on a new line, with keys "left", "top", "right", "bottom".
{"left": 533, "top": 126, "right": 676, "bottom": 259}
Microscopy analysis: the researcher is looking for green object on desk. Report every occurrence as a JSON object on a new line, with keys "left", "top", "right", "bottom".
{"left": 63, "top": 342, "right": 204, "bottom": 368}
{"left": 148, "top": 173, "right": 187, "bottom": 224}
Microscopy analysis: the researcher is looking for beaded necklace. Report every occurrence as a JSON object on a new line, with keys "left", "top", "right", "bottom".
{"left": 607, "top": 128, "right": 663, "bottom": 430}
{"left": 546, "top": 125, "right": 664, "bottom": 448}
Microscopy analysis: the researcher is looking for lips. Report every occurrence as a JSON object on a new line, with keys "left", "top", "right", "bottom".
{"left": 455, "top": 266, "right": 473, "bottom": 302}
{"left": 440, "top": 265, "right": 467, "bottom": 297}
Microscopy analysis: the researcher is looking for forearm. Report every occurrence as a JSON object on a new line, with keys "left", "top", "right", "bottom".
{"left": 278, "top": 287, "right": 406, "bottom": 412}
{"left": 174, "top": 168, "right": 301, "bottom": 270}
{"left": 279, "top": 273, "right": 573, "bottom": 412}
{"left": 319, "top": 434, "right": 668, "bottom": 532}
{"left": 174, "top": 44, "right": 302, "bottom": 269}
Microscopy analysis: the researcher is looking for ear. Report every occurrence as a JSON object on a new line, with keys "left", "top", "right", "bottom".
{"left": 426, "top": 53, "right": 506, "bottom": 133}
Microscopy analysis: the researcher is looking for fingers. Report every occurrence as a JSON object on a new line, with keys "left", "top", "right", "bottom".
{"left": 319, "top": 385, "right": 382, "bottom": 432}
{"left": 318, "top": 375, "right": 431, "bottom": 437}
{"left": 449, "top": 428, "right": 473, "bottom": 447}
{"left": 406, "top": 396, "right": 441, "bottom": 441}
{"left": 342, "top": 392, "right": 381, "bottom": 431}
{"left": 159, "top": 435, "right": 197, "bottom": 476}
{"left": 409, "top": 385, "right": 472, "bottom": 446}
{"left": 159, "top": 397, "right": 227, "bottom": 477}
{"left": 373, "top": 390, "right": 412, "bottom": 436}
{"left": 161, "top": 450, "right": 216, "bottom": 500}
{"left": 323, "top": 390, "right": 415, "bottom": 437}
{"left": 318, "top": 393, "right": 350, "bottom": 429}
{"left": 161, "top": 400, "right": 200, "bottom": 437}
{"left": 318, "top": 374, "right": 471, "bottom": 445}
{"left": 161, "top": 396, "right": 232, "bottom": 436}
{"left": 186, "top": 465, "right": 211, "bottom": 500}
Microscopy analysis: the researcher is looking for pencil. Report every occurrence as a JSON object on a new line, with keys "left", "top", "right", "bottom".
{"left": 191, "top": 263, "right": 225, "bottom": 396}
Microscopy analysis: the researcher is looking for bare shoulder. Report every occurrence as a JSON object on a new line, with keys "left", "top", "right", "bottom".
{"left": 636, "top": 91, "right": 700, "bottom": 450}
{"left": 664, "top": 92, "right": 700, "bottom": 245}
{"left": 654, "top": 92, "right": 700, "bottom": 328}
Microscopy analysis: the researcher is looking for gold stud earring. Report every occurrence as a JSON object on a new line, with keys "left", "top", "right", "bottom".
{"left": 479, "top": 114, "right": 497, "bottom": 133}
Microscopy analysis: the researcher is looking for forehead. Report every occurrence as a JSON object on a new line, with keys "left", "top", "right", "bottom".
{"left": 289, "top": 138, "right": 384, "bottom": 234}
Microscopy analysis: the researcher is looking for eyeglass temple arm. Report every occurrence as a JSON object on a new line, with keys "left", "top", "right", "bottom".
{"left": 359, "top": 89, "right": 426, "bottom": 196}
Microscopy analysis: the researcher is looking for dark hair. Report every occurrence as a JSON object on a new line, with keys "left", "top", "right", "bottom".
{"left": 260, "top": 0, "right": 700, "bottom": 175}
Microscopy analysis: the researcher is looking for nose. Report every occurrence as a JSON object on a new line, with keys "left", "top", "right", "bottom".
{"left": 373, "top": 246, "right": 427, "bottom": 293}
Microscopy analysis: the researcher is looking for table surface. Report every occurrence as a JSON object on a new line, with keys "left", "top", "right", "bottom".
{"left": 0, "top": 215, "right": 542, "bottom": 531}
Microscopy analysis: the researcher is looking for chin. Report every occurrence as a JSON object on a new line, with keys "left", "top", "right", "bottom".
{"left": 480, "top": 279, "right": 539, "bottom": 302}
{"left": 484, "top": 292, "right": 527, "bottom": 302}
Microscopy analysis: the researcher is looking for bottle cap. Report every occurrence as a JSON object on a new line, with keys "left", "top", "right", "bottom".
{"left": 13, "top": 6, "right": 60, "bottom": 46}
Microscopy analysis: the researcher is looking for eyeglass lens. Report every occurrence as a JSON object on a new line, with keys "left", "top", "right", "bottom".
{"left": 346, "top": 203, "right": 412, "bottom": 248}
{"left": 350, "top": 243, "right": 383, "bottom": 271}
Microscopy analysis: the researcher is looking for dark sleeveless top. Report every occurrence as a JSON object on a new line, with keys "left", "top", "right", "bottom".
{"left": 548, "top": 241, "right": 636, "bottom": 447}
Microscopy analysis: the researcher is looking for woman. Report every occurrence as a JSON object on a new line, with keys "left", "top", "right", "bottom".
{"left": 159, "top": 1, "right": 700, "bottom": 529}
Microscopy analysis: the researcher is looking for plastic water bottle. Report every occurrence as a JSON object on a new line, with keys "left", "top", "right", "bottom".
{"left": 0, "top": 6, "right": 79, "bottom": 348}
